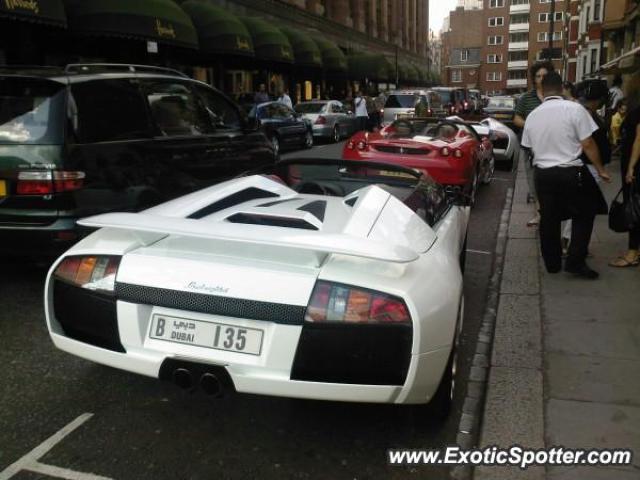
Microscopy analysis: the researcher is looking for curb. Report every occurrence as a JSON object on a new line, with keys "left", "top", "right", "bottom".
{"left": 450, "top": 185, "right": 514, "bottom": 480}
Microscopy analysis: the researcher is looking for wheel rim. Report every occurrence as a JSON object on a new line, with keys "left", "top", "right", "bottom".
{"left": 305, "top": 131, "right": 313, "bottom": 147}
{"left": 333, "top": 126, "right": 340, "bottom": 142}
{"left": 271, "top": 136, "right": 279, "bottom": 155}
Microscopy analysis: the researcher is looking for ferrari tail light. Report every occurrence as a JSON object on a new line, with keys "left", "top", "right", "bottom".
{"left": 346, "top": 140, "right": 355, "bottom": 150}
{"left": 356, "top": 140, "right": 368, "bottom": 151}
{"left": 315, "top": 115, "right": 327, "bottom": 125}
{"left": 453, "top": 149, "right": 463, "bottom": 158}
{"left": 305, "top": 281, "right": 411, "bottom": 324}
{"left": 53, "top": 255, "right": 121, "bottom": 293}
{"left": 17, "top": 170, "right": 85, "bottom": 195}
{"left": 440, "top": 147, "right": 450, "bottom": 156}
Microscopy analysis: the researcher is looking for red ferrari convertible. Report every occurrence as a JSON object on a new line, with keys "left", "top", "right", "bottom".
{"left": 342, "top": 118, "right": 495, "bottom": 205}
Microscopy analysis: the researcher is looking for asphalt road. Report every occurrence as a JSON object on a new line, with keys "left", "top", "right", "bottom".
{"left": 0, "top": 140, "right": 515, "bottom": 480}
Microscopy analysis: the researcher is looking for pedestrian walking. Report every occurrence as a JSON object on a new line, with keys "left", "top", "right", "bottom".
{"left": 609, "top": 99, "right": 640, "bottom": 268}
{"left": 354, "top": 90, "right": 368, "bottom": 132}
{"left": 513, "top": 61, "right": 555, "bottom": 227}
{"left": 562, "top": 80, "right": 612, "bottom": 251}
{"left": 277, "top": 88, "right": 293, "bottom": 109}
{"left": 414, "top": 94, "right": 429, "bottom": 117}
{"left": 254, "top": 83, "right": 270, "bottom": 104}
{"left": 610, "top": 99, "right": 627, "bottom": 150}
{"left": 608, "top": 75, "right": 624, "bottom": 114}
{"left": 521, "top": 72, "right": 611, "bottom": 279}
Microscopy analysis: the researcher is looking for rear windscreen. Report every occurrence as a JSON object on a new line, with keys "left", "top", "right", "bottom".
{"left": 432, "top": 90, "right": 452, "bottom": 104}
{"left": 488, "top": 97, "right": 515, "bottom": 109}
{"left": 384, "top": 95, "right": 420, "bottom": 108}
{"left": 0, "top": 77, "right": 65, "bottom": 145}
{"left": 295, "top": 103, "right": 325, "bottom": 114}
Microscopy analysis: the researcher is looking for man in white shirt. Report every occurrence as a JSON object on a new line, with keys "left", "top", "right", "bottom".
{"left": 354, "top": 91, "right": 368, "bottom": 131}
{"left": 522, "top": 72, "right": 611, "bottom": 279}
{"left": 277, "top": 88, "right": 293, "bottom": 109}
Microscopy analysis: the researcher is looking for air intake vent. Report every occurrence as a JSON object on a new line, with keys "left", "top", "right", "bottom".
{"left": 344, "top": 197, "right": 358, "bottom": 207}
{"left": 188, "top": 188, "right": 279, "bottom": 219}
{"left": 297, "top": 201, "right": 327, "bottom": 221}
{"left": 226, "top": 213, "right": 318, "bottom": 230}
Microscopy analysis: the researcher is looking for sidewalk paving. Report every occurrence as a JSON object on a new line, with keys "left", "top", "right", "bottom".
{"left": 475, "top": 159, "right": 640, "bottom": 480}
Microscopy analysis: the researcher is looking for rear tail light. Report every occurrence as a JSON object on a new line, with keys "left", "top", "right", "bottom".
{"left": 17, "top": 170, "right": 85, "bottom": 195}
{"left": 453, "top": 149, "right": 463, "bottom": 158}
{"left": 314, "top": 115, "right": 327, "bottom": 125}
{"left": 440, "top": 147, "right": 450, "bottom": 156}
{"left": 305, "top": 281, "right": 411, "bottom": 324}
{"left": 356, "top": 140, "right": 368, "bottom": 151}
{"left": 54, "top": 255, "right": 121, "bottom": 293}
{"left": 346, "top": 140, "right": 355, "bottom": 150}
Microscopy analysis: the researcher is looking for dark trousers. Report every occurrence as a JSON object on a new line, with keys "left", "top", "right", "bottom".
{"left": 620, "top": 158, "right": 640, "bottom": 250}
{"left": 534, "top": 166, "right": 596, "bottom": 272}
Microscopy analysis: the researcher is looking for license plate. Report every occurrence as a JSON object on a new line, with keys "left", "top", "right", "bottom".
{"left": 378, "top": 170, "right": 415, "bottom": 178}
{"left": 149, "top": 314, "right": 264, "bottom": 356}
{"left": 0, "top": 180, "right": 6, "bottom": 197}
{"left": 495, "top": 113, "right": 511, "bottom": 119}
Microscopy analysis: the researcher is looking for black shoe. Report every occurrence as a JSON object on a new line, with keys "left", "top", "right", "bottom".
{"left": 564, "top": 263, "right": 599, "bottom": 279}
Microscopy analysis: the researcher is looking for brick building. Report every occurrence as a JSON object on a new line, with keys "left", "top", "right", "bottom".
{"left": 443, "top": 0, "right": 572, "bottom": 94}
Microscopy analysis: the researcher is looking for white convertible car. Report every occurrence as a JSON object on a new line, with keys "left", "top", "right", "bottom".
{"left": 44, "top": 159, "right": 469, "bottom": 417}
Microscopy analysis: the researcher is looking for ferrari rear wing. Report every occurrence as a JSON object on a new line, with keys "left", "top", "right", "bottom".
{"left": 78, "top": 213, "right": 419, "bottom": 263}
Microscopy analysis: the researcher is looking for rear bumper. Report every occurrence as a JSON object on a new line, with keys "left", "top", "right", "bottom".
{"left": 0, "top": 217, "right": 79, "bottom": 255}
{"left": 48, "top": 331, "right": 449, "bottom": 404}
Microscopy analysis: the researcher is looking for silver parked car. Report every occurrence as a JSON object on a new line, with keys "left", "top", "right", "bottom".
{"left": 381, "top": 90, "right": 444, "bottom": 125}
{"left": 294, "top": 100, "right": 358, "bottom": 143}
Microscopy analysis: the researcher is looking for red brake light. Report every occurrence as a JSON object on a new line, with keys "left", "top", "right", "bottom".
{"left": 356, "top": 140, "right": 368, "bottom": 151}
{"left": 305, "top": 281, "right": 411, "bottom": 324}
{"left": 440, "top": 147, "right": 450, "bottom": 156}
{"left": 453, "top": 149, "right": 463, "bottom": 158}
{"left": 314, "top": 115, "right": 327, "bottom": 125}
{"left": 17, "top": 170, "right": 85, "bottom": 195}
{"left": 54, "top": 255, "right": 121, "bottom": 293}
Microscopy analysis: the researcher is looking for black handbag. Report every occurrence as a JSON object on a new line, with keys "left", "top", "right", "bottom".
{"left": 609, "top": 188, "right": 627, "bottom": 232}
{"left": 625, "top": 182, "right": 640, "bottom": 229}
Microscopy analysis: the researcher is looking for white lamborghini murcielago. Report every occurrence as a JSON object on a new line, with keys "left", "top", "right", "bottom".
{"left": 44, "top": 159, "right": 469, "bottom": 416}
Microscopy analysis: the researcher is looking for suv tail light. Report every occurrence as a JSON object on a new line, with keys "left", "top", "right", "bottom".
{"left": 305, "top": 281, "right": 411, "bottom": 324}
{"left": 356, "top": 140, "right": 368, "bottom": 151}
{"left": 17, "top": 170, "right": 85, "bottom": 195}
{"left": 314, "top": 115, "right": 327, "bottom": 125}
{"left": 54, "top": 255, "right": 121, "bottom": 293}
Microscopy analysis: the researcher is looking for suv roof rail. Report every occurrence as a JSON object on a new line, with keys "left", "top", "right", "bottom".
{"left": 64, "top": 63, "right": 189, "bottom": 78}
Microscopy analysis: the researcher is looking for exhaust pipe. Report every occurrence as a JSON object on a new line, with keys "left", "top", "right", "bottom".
{"left": 172, "top": 368, "right": 193, "bottom": 390}
{"left": 200, "top": 372, "right": 222, "bottom": 397}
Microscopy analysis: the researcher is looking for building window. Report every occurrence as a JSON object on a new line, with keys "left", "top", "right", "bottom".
{"left": 536, "top": 48, "right": 562, "bottom": 59}
{"left": 452, "top": 69, "right": 462, "bottom": 83}
{"left": 510, "top": 13, "right": 529, "bottom": 25}
{"left": 487, "top": 54, "right": 503, "bottom": 63}
{"left": 539, "top": 0, "right": 552, "bottom": 3}
{"left": 510, "top": 0, "right": 529, "bottom": 5}
{"left": 537, "top": 31, "right": 563, "bottom": 42}
{"left": 508, "top": 70, "right": 527, "bottom": 80}
{"left": 460, "top": 49, "right": 469, "bottom": 62}
{"left": 488, "top": 17, "right": 505, "bottom": 27}
{"left": 593, "top": 0, "right": 601, "bottom": 21}
{"left": 487, "top": 72, "right": 502, "bottom": 81}
{"left": 590, "top": 48, "right": 598, "bottom": 73}
{"left": 490, "top": 0, "right": 505, "bottom": 7}
{"left": 509, "top": 32, "right": 528, "bottom": 42}
{"left": 538, "top": 12, "right": 563, "bottom": 22}
{"left": 488, "top": 35, "right": 504, "bottom": 45}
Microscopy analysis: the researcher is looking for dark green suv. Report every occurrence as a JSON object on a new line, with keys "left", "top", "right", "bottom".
{"left": 0, "top": 64, "right": 275, "bottom": 256}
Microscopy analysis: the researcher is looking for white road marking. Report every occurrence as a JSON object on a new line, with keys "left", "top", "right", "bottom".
{"left": 0, "top": 413, "right": 113, "bottom": 480}
{"left": 466, "top": 249, "right": 492, "bottom": 255}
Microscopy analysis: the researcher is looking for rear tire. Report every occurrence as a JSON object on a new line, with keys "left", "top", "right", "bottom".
{"left": 332, "top": 125, "right": 340, "bottom": 143}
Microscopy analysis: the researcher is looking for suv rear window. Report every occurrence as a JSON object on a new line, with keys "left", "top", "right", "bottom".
{"left": 433, "top": 90, "right": 452, "bottom": 104}
{"left": 384, "top": 95, "right": 422, "bottom": 109}
{"left": 0, "top": 77, "right": 65, "bottom": 145}
{"left": 70, "top": 79, "right": 152, "bottom": 143}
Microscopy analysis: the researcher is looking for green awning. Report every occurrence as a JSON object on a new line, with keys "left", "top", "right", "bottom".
{"left": 313, "top": 38, "right": 347, "bottom": 72}
{"left": 180, "top": 1, "right": 253, "bottom": 56}
{"left": 239, "top": 17, "right": 293, "bottom": 63}
{"left": 280, "top": 27, "right": 322, "bottom": 68}
{"left": 63, "top": 0, "right": 198, "bottom": 48}
{"left": 0, "top": 0, "right": 66, "bottom": 27}
{"left": 348, "top": 54, "right": 393, "bottom": 81}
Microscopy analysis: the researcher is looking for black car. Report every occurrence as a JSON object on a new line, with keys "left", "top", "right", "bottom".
{"left": 482, "top": 96, "right": 516, "bottom": 128}
{"left": 248, "top": 101, "right": 313, "bottom": 155}
{"left": 0, "top": 64, "right": 276, "bottom": 256}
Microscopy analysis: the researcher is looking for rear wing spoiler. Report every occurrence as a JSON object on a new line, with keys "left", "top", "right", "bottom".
{"left": 78, "top": 213, "right": 419, "bottom": 263}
